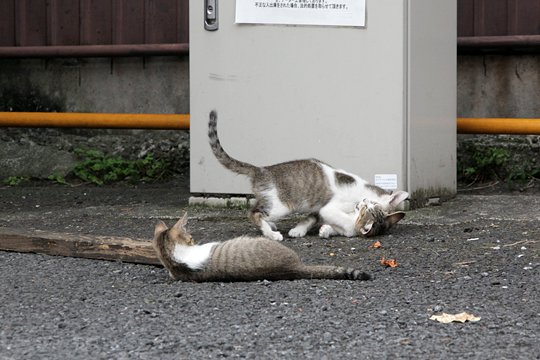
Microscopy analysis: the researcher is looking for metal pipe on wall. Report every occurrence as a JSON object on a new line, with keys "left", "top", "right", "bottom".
{"left": 1, "top": 113, "right": 540, "bottom": 135}
{"left": 0, "top": 112, "right": 189, "bottom": 130}
{"left": 0, "top": 44, "right": 189, "bottom": 58}
{"left": 458, "top": 35, "right": 540, "bottom": 54}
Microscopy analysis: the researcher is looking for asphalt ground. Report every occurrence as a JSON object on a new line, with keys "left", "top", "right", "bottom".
{"left": 0, "top": 180, "right": 538, "bottom": 359}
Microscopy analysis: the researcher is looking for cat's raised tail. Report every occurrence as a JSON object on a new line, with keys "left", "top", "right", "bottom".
{"left": 208, "top": 110, "right": 258, "bottom": 177}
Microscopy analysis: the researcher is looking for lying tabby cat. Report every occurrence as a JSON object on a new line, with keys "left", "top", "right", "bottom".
{"left": 208, "top": 110, "right": 408, "bottom": 240}
{"left": 153, "top": 214, "right": 371, "bottom": 282}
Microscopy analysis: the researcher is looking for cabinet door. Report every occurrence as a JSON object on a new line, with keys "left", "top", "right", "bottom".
{"left": 190, "top": 0, "right": 407, "bottom": 194}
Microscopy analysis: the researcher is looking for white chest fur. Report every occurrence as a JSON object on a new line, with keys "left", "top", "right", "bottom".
{"left": 172, "top": 242, "right": 218, "bottom": 270}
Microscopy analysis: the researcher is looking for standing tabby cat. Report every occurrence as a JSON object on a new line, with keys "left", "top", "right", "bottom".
{"left": 153, "top": 214, "right": 371, "bottom": 282}
{"left": 208, "top": 110, "right": 409, "bottom": 241}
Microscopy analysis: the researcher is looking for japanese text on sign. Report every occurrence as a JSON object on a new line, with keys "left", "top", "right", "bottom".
{"left": 236, "top": 0, "right": 366, "bottom": 27}
{"left": 374, "top": 174, "right": 398, "bottom": 190}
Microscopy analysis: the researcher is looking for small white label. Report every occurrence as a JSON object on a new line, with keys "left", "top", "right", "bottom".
{"left": 235, "top": 0, "right": 366, "bottom": 27}
{"left": 374, "top": 174, "right": 398, "bottom": 190}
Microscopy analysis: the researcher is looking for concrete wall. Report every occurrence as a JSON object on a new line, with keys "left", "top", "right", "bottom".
{"left": 0, "top": 56, "right": 189, "bottom": 114}
{"left": 458, "top": 55, "right": 540, "bottom": 118}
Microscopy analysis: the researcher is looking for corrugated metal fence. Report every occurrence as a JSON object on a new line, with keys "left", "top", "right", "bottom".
{"left": 1, "top": 0, "right": 540, "bottom": 56}
{"left": 458, "top": 0, "right": 540, "bottom": 36}
{"left": 457, "top": 0, "right": 540, "bottom": 52}
{"left": 0, "top": 0, "right": 188, "bottom": 47}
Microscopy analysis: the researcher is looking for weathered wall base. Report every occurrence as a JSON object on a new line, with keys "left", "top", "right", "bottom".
{"left": 0, "top": 57, "right": 189, "bottom": 114}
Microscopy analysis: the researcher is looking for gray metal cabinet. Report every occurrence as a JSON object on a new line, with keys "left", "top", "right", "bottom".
{"left": 190, "top": 0, "right": 456, "bottom": 202}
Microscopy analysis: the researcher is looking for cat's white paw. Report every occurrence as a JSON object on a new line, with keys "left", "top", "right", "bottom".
{"left": 318, "top": 224, "right": 334, "bottom": 238}
{"left": 267, "top": 231, "right": 284, "bottom": 241}
{"left": 288, "top": 227, "right": 307, "bottom": 238}
{"left": 261, "top": 222, "right": 283, "bottom": 241}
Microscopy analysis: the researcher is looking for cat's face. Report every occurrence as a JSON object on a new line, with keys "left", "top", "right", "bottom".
{"left": 354, "top": 199, "right": 405, "bottom": 237}
{"left": 153, "top": 214, "right": 195, "bottom": 246}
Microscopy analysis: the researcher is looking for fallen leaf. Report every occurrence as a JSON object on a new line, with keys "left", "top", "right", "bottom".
{"left": 380, "top": 256, "right": 398, "bottom": 268}
{"left": 369, "top": 241, "right": 382, "bottom": 249}
{"left": 430, "top": 312, "right": 481, "bottom": 324}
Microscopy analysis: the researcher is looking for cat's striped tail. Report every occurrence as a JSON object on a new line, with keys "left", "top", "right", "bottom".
{"left": 300, "top": 265, "right": 372, "bottom": 281}
{"left": 208, "top": 110, "right": 258, "bottom": 177}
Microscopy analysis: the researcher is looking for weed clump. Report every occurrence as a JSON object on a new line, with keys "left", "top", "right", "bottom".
{"left": 458, "top": 144, "right": 539, "bottom": 185}
{"left": 72, "top": 148, "right": 170, "bottom": 185}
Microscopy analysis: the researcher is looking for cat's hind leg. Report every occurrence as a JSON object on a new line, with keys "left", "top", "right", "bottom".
{"left": 288, "top": 214, "right": 318, "bottom": 238}
{"left": 249, "top": 193, "right": 291, "bottom": 241}
{"left": 250, "top": 209, "right": 283, "bottom": 241}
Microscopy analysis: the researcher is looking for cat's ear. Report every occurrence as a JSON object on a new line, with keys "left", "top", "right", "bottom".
{"left": 173, "top": 213, "right": 189, "bottom": 231}
{"left": 154, "top": 220, "right": 169, "bottom": 237}
{"left": 384, "top": 212, "right": 405, "bottom": 228}
{"left": 360, "top": 221, "right": 374, "bottom": 235}
{"left": 388, "top": 191, "right": 409, "bottom": 209}
{"left": 181, "top": 212, "right": 189, "bottom": 227}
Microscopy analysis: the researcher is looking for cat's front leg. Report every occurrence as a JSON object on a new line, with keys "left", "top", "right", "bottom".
{"left": 267, "top": 221, "right": 278, "bottom": 232}
{"left": 319, "top": 204, "right": 357, "bottom": 238}
{"left": 319, "top": 224, "right": 356, "bottom": 238}
{"left": 318, "top": 224, "right": 339, "bottom": 238}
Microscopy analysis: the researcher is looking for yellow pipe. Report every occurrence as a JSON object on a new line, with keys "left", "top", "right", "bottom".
{"left": 1, "top": 113, "right": 539, "bottom": 135}
{"left": 457, "top": 117, "right": 540, "bottom": 135}
{"left": 0, "top": 112, "right": 189, "bottom": 130}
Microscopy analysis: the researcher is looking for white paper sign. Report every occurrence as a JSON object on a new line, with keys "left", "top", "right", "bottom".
{"left": 235, "top": 0, "right": 366, "bottom": 27}
{"left": 374, "top": 174, "right": 398, "bottom": 190}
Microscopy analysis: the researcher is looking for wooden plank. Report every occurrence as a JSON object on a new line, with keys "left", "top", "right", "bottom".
{"left": 177, "top": 0, "right": 189, "bottom": 44}
{"left": 48, "top": 0, "right": 80, "bottom": 45}
{"left": 80, "top": 0, "right": 112, "bottom": 45}
{"left": 145, "top": 0, "right": 178, "bottom": 44}
{"left": 0, "top": 0, "right": 16, "bottom": 46}
{"left": 113, "top": 0, "right": 145, "bottom": 44}
{"left": 508, "top": 0, "right": 540, "bottom": 35}
{"left": 15, "top": 0, "right": 48, "bottom": 46}
{"left": 0, "top": 227, "right": 161, "bottom": 266}
{"left": 457, "top": 0, "right": 474, "bottom": 37}
{"left": 474, "top": 0, "right": 509, "bottom": 36}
